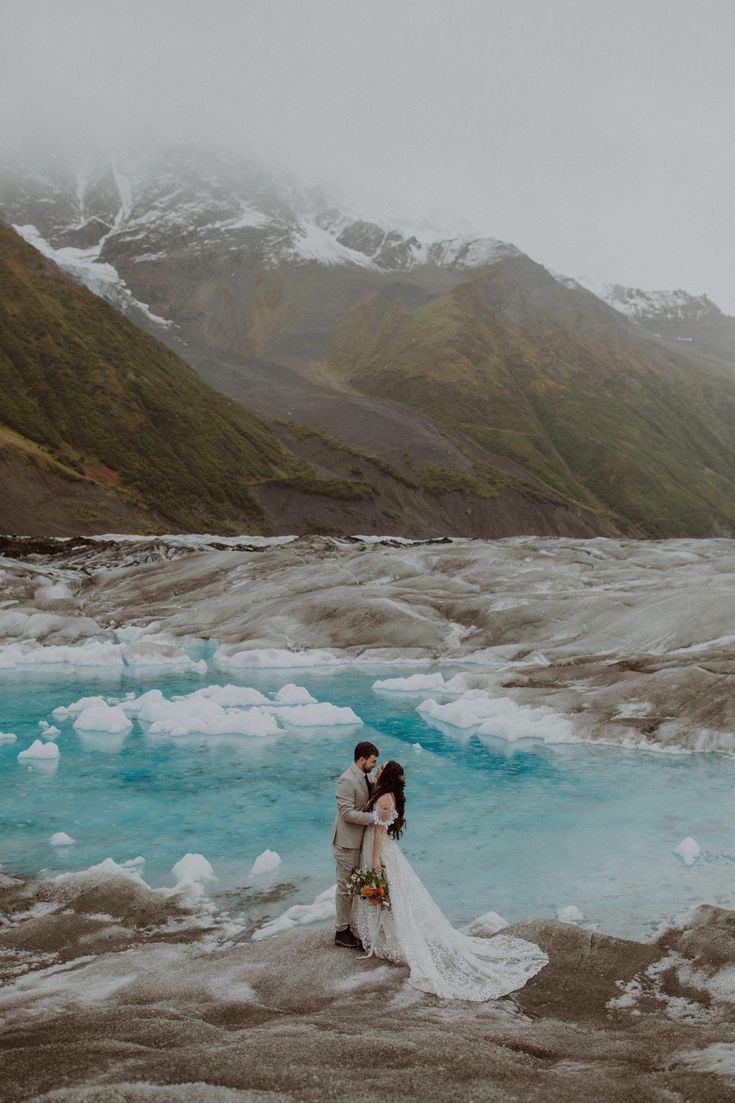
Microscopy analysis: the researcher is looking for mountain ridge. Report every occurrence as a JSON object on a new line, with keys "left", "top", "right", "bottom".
{"left": 3, "top": 147, "right": 734, "bottom": 538}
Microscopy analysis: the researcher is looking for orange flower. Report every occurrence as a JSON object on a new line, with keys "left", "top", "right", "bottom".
{"left": 361, "top": 885, "right": 373, "bottom": 897}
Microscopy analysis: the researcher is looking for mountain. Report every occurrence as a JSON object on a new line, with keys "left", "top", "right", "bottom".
{"left": 3, "top": 146, "right": 735, "bottom": 538}
{"left": 326, "top": 256, "right": 735, "bottom": 536}
{"left": 0, "top": 219, "right": 613, "bottom": 540}
{"left": 557, "top": 276, "right": 735, "bottom": 367}
{"left": 0, "top": 221, "right": 389, "bottom": 536}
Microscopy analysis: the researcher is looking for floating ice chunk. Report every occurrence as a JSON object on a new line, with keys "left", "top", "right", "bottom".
{"left": 55, "top": 695, "right": 108, "bottom": 720}
{"left": 274, "top": 683, "right": 317, "bottom": 705}
{"left": 195, "top": 684, "right": 270, "bottom": 707}
{"left": 39, "top": 720, "right": 49, "bottom": 730}
{"left": 419, "top": 691, "right": 577, "bottom": 743}
{"left": 123, "top": 856, "right": 146, "bottom": 867}
{"left": 215, "top": 646, "right": 341, "bottom": 669}
{"left": 73, "top": 704, "right": 133, "bottom": 734}
{"left": 412, "top": 742, "right": 423, "bottom": 752}
{"left": 40, "top": 725, "right": 61, "bottom": 740}
{"left": 417, "top": 698, "right": 483, "bottom": 729}
{"left": 674, "top": 837, "right": 703, "bottom": 866}
{"left": 253, "top": 884, "right": 336, "bottom": 940}
{"left": 120, "top": 688, "right": 164, "bottom": 716}
{"left": 49, "top": 832, "right": 75, "bottom": 846}
{"left": 0, "top": 731, "right": 18, "bottom": 743}
{"left": 272, "top": 702, "right": 362, "bottom": 727}
{"left": 144, "top": 696, "right": 281, "bottom": 737}
{"left": 172, "top": 853, "right": 215, "bottom": 885}
{"left": 557, "top": 905, "right": 585, "bottom": 923}
{"left": 250, "top": 849, "right": 282, "bottom": 876}
{"left": 372, "top": 673, "right": 447, "bottom": 693}
{"left": 467, "top": 911, "right": 509, "bottom": 936}
{"left": 18, "top": 739, "right": 60, "bottom": 760}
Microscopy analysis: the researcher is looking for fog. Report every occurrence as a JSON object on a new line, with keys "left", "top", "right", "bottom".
{"left": 3, "top": 0, "right": 735, "bottom": 308}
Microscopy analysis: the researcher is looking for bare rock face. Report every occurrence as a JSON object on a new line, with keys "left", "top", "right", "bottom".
{"left": 1, "top": 868, "right": 735, "bottom": 1102}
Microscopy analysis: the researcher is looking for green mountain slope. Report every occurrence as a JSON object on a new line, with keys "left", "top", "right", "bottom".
{"left": 0, "top": 224, "right": 305, "bottom": 531}
{"left": 326, "top": 257, "right": 735, "bottom": 536}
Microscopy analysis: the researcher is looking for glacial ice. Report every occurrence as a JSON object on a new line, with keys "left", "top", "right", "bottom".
{"left": 252, "top": 885, "right": 337, "bottom": 940}
{"left": 49, "top": 832, "right": 76, "bottom": 846}
{"left": 0, "top": 731, "right": 18, "bottom": 742}
{"left": 557, "top": 905, "right": 585, "bottom": 923}
{"left": 674, "top": 837, "right": 703, "bottom": 866}
{"left": 466, "top": 911, "right": 509, "bottom": 935}
{"left": 372, "top": 673, "right": 448, "bottom": 692}
{"left": 3, "top": 535, "right": 735, "bottom": 754}
{"left": 417, "top": 693, "right": 577, "bottom": 743}
{"left": 195, "top": 684, "right": 270, "bottom": 707}
{"left": 268, "top": 702, "right": 362, "bottom": 727}
{"left": 214, "top": 647, "right": 342, "bottom": 669}
{"left": 250, "top": 850, "right": 282, "bottom": 876}
{"left": 171, "top": 854, "right": 215, "bottom": 886}
{"left": 73, "top": 704, "right": 133, "bottom": 735}
{"left": 274, "top": 683, "right": 317, "bottom": 705}
{"left": 18, "top": 739, "right": 60, "bottom": 760}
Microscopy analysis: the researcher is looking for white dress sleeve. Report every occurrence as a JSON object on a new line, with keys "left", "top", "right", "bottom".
{"left": 371, "top": 799, "right": 397, "bottom": 829}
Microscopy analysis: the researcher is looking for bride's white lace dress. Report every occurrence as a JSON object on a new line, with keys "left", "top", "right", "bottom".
{"left": 353, "top": 805, "right": 548, "bottom": 1001}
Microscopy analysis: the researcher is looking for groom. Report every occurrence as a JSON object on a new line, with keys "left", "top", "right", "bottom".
{"left": 332, "top": 740, "right": 379, "bottom": 948}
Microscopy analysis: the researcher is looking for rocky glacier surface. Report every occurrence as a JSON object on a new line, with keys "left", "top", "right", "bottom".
{"left": 2, "top": 533, "right": 733, "bottom": 755}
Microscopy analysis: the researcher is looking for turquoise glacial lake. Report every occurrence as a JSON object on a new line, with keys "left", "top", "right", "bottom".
{"left": 2, "top": 660, "right": 735, "bottom": 940}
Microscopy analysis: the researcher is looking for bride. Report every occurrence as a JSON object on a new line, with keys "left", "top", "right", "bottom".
{"left": 353, "top": 760, "right": 548, "bottom": 1001}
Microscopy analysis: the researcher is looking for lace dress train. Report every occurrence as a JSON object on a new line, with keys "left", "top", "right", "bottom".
{"left": 354, "top": 825, "right": 548, "bottom": 1001}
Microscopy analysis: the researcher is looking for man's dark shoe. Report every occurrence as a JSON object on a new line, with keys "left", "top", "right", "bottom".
{"left": 334, "top": 928, "right": 361, "bottom": 949}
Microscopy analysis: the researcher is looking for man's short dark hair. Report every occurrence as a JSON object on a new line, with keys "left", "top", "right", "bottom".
{"left": 354, "top": 740, "right": 379, "bottom": 761}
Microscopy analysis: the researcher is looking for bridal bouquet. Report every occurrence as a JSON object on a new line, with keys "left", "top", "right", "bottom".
{"left": 350, "top": 867, "right": 391, "bottom": 909}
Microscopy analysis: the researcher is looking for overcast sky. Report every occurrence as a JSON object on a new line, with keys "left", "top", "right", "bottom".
{"left": 3, "top": 0, "right": 735, "bottom": 308}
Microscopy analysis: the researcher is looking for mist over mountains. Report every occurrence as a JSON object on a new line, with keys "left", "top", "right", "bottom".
{"left": 2, "top": 144, "right": 735, "bottom": 538}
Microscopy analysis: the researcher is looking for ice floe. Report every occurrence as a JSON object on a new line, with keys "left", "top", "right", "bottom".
{"left": 268, "top": 702, "right": 361, "bottom": 727}
{"left": 372, "top": 672, "right": 449, "bottom": 692}
{"left": 194, "top": 684, "right": 270, "bottom": 707}
{"left": 674, "top": 837, "right": 703, "bottom": 866}
{"left": 18, "top": 739, "right": 60, "bottom": 760}
{"left": 49, "top": 832, "right": 76, "bottom": 846}
{"left": 250, "top": 850, "right": 282, "bottom": 876}
{"left": 0, "top": 731, "right": 18, "bottom": 743}
{"left": 417, "top": 692, "right": 577, "bottom": 743}
{"left": 274, "top": 683, "right": 318, "bottom": 705}
{"left": 557, "top": 905, "right": 585, "bottom": 924}
{"left": 73, "top": 704, "right": 133, "bottom": 735}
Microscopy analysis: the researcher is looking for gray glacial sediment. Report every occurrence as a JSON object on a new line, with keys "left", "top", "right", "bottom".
{"left": 1, "top": 869, "right": 735, "bottom": 1102}
{"left": 1, "top": 534, "right": 734, "bottom": 753}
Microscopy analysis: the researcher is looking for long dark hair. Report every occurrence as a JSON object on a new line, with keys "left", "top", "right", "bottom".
{"left": 367, "top": 759, "right": 406, "bottom": 839}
